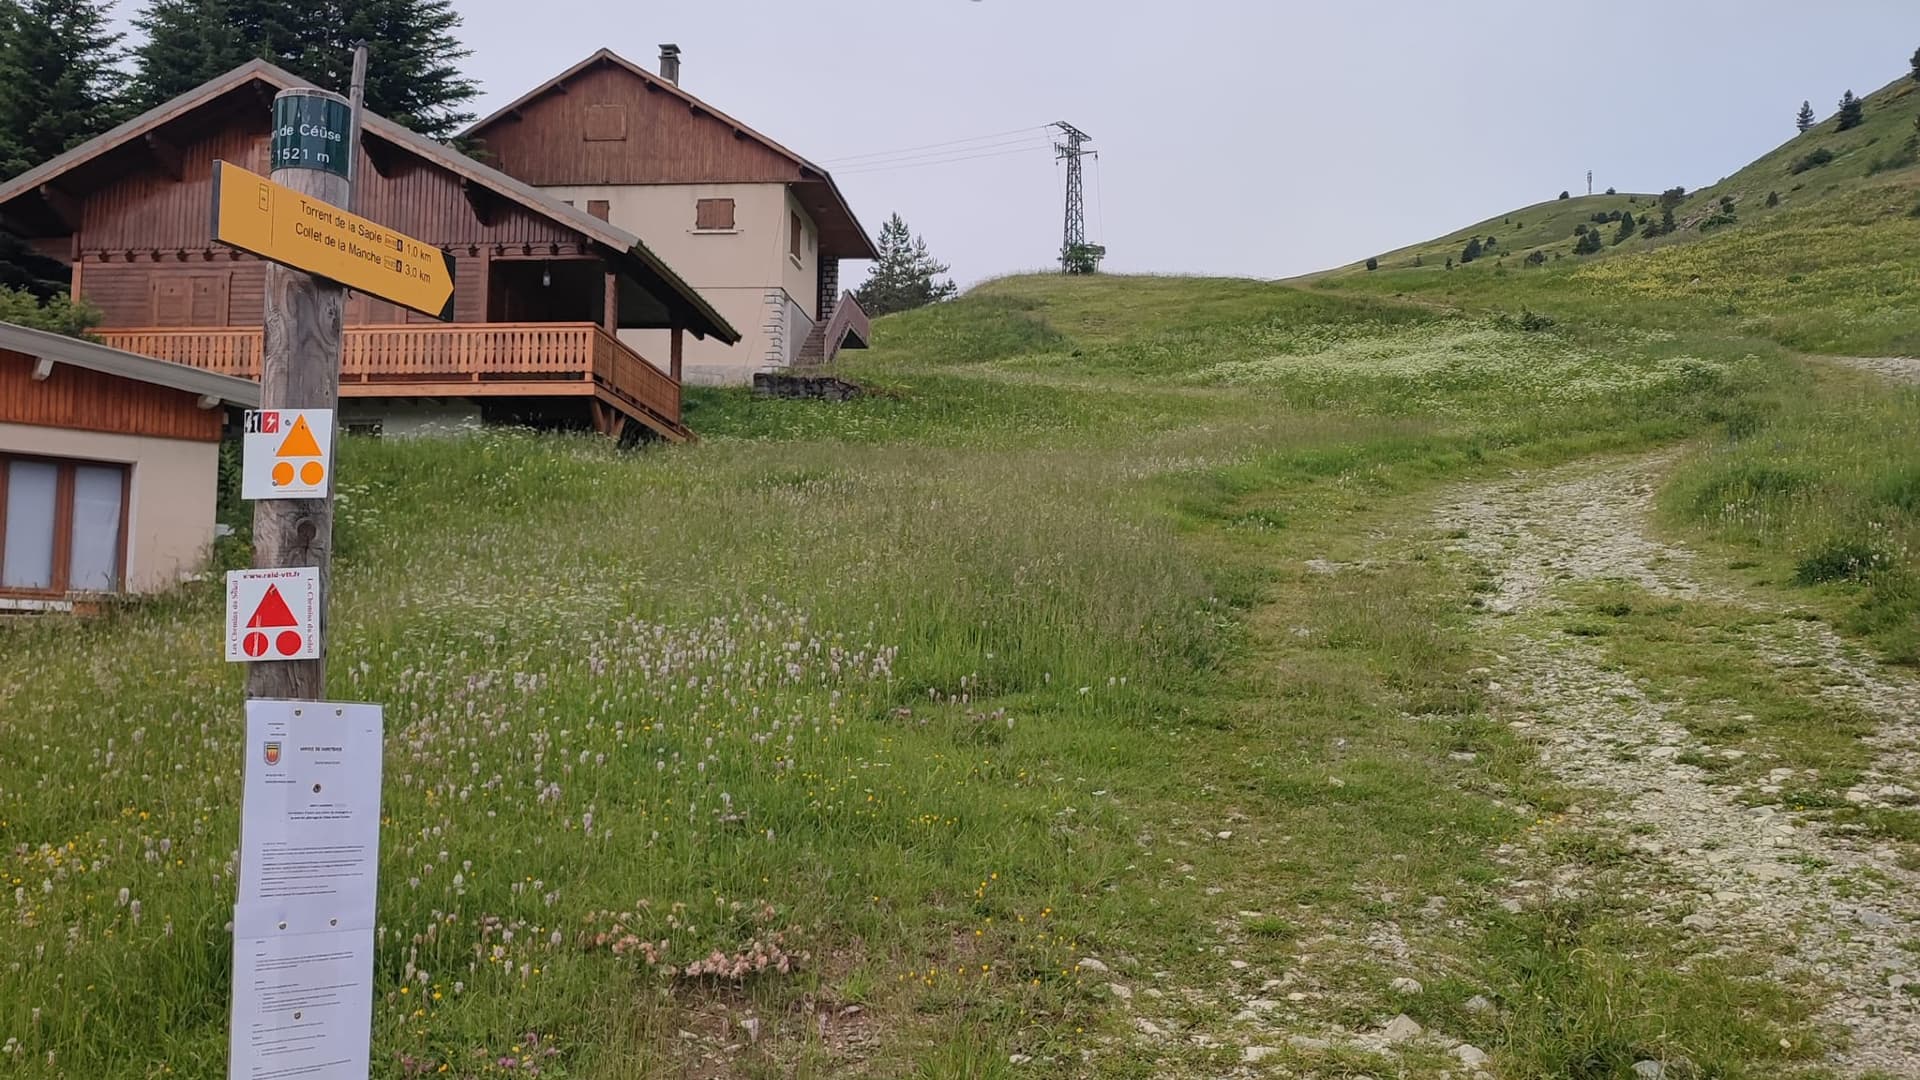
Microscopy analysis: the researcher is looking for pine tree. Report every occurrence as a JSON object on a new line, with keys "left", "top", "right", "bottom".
{"left": 306, "top": 0, "right": 476, "bottom": 137}
{"left": 1613, "top": 211, "right": 1636, "bottom": 244}
{"left": 1796, "top": 100, "right": 1816, "bottom": 133}
{"left": 855, "top": 213, "right": 957, "bottom": 317}
{"left": 0, "top": 0, "right": 126, "bottom": 178}
{"left": 132, "top": 0, "right": 290, "bottom": 109}
{"left": 132, "top": 0, "right": 478, "bottom": 138}
{"left": 1837, "top": 90, "right": 1864, "bottom": 132}
{"left": 1911, "top": 45, "right": 1920, "bottom": 83}
{"left": 1460, "top": 236, "right": 1483, "bottom": 263}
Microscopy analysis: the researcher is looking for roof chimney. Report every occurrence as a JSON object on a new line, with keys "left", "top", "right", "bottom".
{"left": 658, "top": 44, "right": 680, "bottom": 85}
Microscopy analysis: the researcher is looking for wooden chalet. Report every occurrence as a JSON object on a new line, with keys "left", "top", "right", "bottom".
{"left": 466, "top": 47, "right": 876, "bottom": 385}
{"left": 0, "top": 60, "right": 741, "bottom": 442}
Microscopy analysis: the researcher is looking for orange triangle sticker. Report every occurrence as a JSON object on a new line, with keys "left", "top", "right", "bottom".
{"left": 246, "top": 585, "right": 299, "bottom": 628}
{"left": 275, "top": 415, "right": 324, "bottom": 458}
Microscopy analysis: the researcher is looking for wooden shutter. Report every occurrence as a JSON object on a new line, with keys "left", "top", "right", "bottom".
{"left": 584, "top": 104, "right": 627, "bottom": 141}
{"left": 188, "top": 273, "right": 229, "bottom": 325}
{"left": 789, "top": 211, "right": 803, "bottom": 259}
{"left": 587, "top": 199, "right": 610, "bottom": 221}
{"left": 695, "top": 198, "right": 734, "bottom": 230}
{"left": 150, "top": 277, "right": 191, "bottom": 326}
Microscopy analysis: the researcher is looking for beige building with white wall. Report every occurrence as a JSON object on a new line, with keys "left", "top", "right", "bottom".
{"left": 469, "top": 47, "right": 877, "bottom": 386}
{"left": 0, "top": 321, "right": 256, "bottom": 609}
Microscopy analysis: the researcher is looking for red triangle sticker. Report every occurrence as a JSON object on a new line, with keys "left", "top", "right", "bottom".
{"left": 246, "top": 584, "right": 299, "bottom": 629}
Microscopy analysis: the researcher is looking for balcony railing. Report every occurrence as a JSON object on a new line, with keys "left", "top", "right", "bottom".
{"left": 98, "top": 322, "right": 679, "bottom": 426}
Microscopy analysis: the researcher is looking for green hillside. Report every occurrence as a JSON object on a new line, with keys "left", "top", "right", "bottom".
{"left": 1355, "top": 191, "right": 1657, "bottom": 271}
{"left": 1324, "top": 74, "right": 1920, "bottom": 355}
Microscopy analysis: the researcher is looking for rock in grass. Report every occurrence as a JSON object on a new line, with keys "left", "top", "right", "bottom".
{"left": 1076, "top": 957, "right": 1110, "bottom": 973}
{"left": 1242, "top": 1046, "right": 1280, "bottom": 1063}
{"left": 1464, "top": 994, "right": 1496, "bottom": 1014}
{"left": 1381, "top": 1013, "right": 1423, "bottom": 1042}
{"left": 1390, "top": 976, "right": 1423, "bottom": 995}
{"left": 1631, "top": 1062, "right": 1665, "bottom": 1079}
{"left": 1455, "top": 1043, "right": 1489, "bottom": 1068}
{"left": 1107, "top": 982, "right": 1133, "bottom": 1002}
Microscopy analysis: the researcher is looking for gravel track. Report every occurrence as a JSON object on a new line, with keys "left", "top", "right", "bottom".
{"left": 1442, "top": 453, "right": 1920, "bottom": 1077}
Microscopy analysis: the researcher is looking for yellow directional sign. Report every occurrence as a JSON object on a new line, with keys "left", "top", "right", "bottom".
{"left": 210, "top": 159, "right": 454, "bottom": 320}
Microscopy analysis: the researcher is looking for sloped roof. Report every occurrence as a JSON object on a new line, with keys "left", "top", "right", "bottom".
{"left": 466, "top": 48, "right": 878, "bottom": 260}
{"left": 0, "top": 319, "right": 259, "bottom": 405}
{"left": 0, "top": 60, "right": 739, "bottom": 343}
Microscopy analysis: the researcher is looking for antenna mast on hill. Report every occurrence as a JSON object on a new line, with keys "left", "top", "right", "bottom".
{"left": 1587, "top": 169, "right": 1593, "bottom": 196}
{"left": 1053, "top": 121, "right": 1101, "bottom": 273}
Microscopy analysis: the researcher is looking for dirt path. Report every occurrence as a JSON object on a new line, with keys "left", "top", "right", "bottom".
{"left": 1440, "top": 453, "right": 1920, "bottom": 1077}
{"left": 1824, "top": 356, "right": 1920, "bottom": 383}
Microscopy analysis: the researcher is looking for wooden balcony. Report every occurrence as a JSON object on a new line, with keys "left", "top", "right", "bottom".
{"left": 97, "top": 322, "right": 688, "bottom": 441}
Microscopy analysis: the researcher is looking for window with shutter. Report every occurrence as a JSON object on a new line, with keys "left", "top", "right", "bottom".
{"left": 694, "top": 198, "right": 735, "bottom": 231}
{"left": 584, "top": 104, "right": 627, "bottom": 141}
{"left": 189, "top": 273, "right": 229, "bottom": 325}
{"left": 789, "top": 211, "right": 804, "bottom": 261}
{"left": 150, "top": 278, "right": 191, "bottom": 326}
{"left": 154, "top": 274, "right": 230, "bottom": 326}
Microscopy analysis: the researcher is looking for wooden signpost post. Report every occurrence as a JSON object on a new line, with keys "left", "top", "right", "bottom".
{"left": 218, "top": 51, "right": 438, "bottom": 1078}
{"left": 244, "top": 86, "right": 349, "bottom": 701}
{"left": 215, "top": 83, "right": 457, "bottom": 694}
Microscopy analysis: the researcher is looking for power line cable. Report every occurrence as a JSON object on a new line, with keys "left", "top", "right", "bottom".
{"left": 1093, "top": 150, "right": 1106, "bottom": 246}
{"left": 818, "top": 124, "right": 1052, "bottom": 165}
{"left": 832, "top": 142, "right": 1053, "bottom": 176}
{"left": 825, "top": 133, "right": 1054, "bottom": 171}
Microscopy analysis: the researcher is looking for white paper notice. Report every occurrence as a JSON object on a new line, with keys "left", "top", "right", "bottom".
{"left": 236, "top": 700, "right": 384, "bottom": 936}
{"left": 228, "top": 927, "right": 374, "bottom": 1080}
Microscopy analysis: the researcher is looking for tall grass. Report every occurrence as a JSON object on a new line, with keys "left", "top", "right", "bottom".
{"left": 1665, "top": 368, "right": 1920, "bottom": 661}
{"left": 0, "top": 273, "right": 1851, "bottom": 1076}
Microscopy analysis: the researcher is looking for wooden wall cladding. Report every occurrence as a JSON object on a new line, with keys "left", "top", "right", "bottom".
{"left": 80, "top": 111, "right": 581, "bottom": 254}
{"left": 0, "top": 351, "right": 223, "bottom": 441}
{"left": 474, "top": 62, "right": 806, "bottom": 187}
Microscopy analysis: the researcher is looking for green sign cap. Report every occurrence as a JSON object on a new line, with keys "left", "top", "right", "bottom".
{"left": 271, "top": 89, "right": 352, "bottom": 180}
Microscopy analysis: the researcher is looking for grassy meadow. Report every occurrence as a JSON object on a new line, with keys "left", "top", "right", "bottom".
{"left": 9, "top": 265, "right": 1902, "bottom": 1078}
{"left": 11, "top": 68, "right": 1920, "bottom": 1080}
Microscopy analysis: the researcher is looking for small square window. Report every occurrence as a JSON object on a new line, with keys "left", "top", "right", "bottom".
{"left": 695, "top": 198, "right": 735, "bottom": 231}
{"left": 584, "top": 104, "right": 627, "bottom": 141}
{"left": 587, "top": 199, "right": 610, "bottom": 221}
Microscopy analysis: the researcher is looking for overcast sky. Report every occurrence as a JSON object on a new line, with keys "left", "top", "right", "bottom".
{"left": 135, "top": 1, "right": 1920, "bottom": 286}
